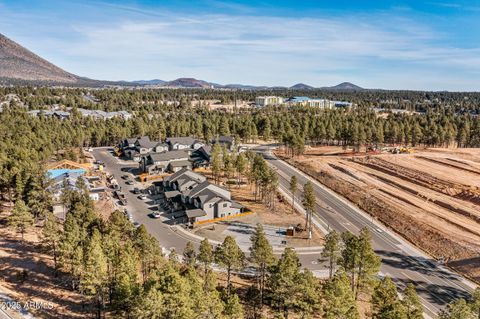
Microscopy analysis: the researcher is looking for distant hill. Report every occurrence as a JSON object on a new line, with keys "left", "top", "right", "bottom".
{"left": 130, "top": 79, "right": 166, "bottom": 86}
{"left": 290, "top": 83, "right": 314, "bottom": 90}
{"left": 0, "top": 33, "right": 79, "bottom": 84}
{"left": 325, "top": 82, "right": 363, "bottom": 90}
{"left": 163, "top": 78, "right": 216, "bottom": 88}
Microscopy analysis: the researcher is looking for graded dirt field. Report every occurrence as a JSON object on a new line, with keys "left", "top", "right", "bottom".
{"left": 276, "top": 146, "right": 480, "bottom": 282}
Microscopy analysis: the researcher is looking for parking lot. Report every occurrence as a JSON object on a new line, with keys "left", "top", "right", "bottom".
{"left": 91, "top": 147, "right": 200, "bottom": 253}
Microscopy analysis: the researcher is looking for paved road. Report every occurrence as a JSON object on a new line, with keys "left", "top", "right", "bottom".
{"left": 255, "top": 146, "right": 476, "bottom": 318}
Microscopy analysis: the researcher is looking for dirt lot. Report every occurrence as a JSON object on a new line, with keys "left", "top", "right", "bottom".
{"left": 276, "top": 146, "right": 480, "bottom": 282}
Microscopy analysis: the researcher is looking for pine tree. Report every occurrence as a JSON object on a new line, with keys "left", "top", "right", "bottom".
{"left": 268, "top": 247, "right": 301, "bottom": 318}
{"left": 223, "top": 292, "right": 244, "bottom": 319}
{"left": 134, "top": 225, "right": 163, "bottom": 284}
{"left": 372, "top": 277, "right": 407, "bottom": 319}
{"left": 439, "top": 299, "right": 475, "bottom": 319}
{"left": 403, "top": 283, "right": 423, "bottom": 319}
{"left": 235, "top": 152, "right": 247, "bottom": 187}
{"left": 302, "top": 181, "right": 316, "bottom": 239}
{"left": 183, "top": 241, "right": 197, "bottom": 267}
{"left": 470, "top": 288, "right": 480, "bottom": 318}
{"left": 215, "top": 236, "right": 245, "bottom": 295}
{"left": 198, "top": 238, "right": 214, "bottom": 280}
{"left": 199, "top": 270, "right": 225, "bottom": 318}
{"left": 341, "top": 231, "right": 360, "bottom": 292}
{"left": 289, "top": 175, "right": 298, "bottom": 213}
{"left": 294, "top": 269, "right": 322, "bottom": 318}
{"left": 133, "top": 285, "right": 164, "bottom": 319}
{"left": 211, "top": 143, "right": 223, "bottom": 184}
{"left": 355, "top": 228, "right": 381, "bottom": 299}
{"left": 8, "top": 199, "right": 34, "bottom": 240}
{"left": 322, "top": 230, "right": 341, "bottom": 279}
{"left": 323, "top": 271, "right": 359, "bottom": 319}
{"left": 81, "top": 229, "right": 108, "bottom": 319}
{"left": 250, "top": 224, "right": 275, "bottom": 306}
{"left": 42, "top": 212, "right": 62, "bottom": 275}
{"left": 157, "top": 263, "right": 195, "bottom": 319}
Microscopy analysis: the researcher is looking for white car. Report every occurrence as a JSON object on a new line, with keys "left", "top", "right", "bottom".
{"left": 138, "top": 194, "right": 147, "bottom": 200}
{"left": 151, "top": 212, "right": 161, "bottom": 219}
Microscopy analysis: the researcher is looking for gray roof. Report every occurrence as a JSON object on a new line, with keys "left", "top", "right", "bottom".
{"left": 136, "top": 136, "right": 158, "bottom": 149}
{"left": 165, "top": 190, "right": 181, "bottom": 198}
{"left": 196, "top": 188, "right": 227, "bottom": 205}
{"left": 185, "top": 209, "right": 206, "bottom": 218}
{"left": 164, "top": 167, "right": 190, "bottom": 182}
{"left": 149, "top": 150, "right": 190, "bottom": 162}
{"left": 172, "top": 170, "right": 206, "bottom": 187}
{"left": 169, "top": 160, "right": 192, "bottom": 168}
{"left": 197, "top": 145, "right": 212, "bottom": 157}
{"left": 166, "top": 137, "right": 197, "bottom": 146}
{"left": 184, "top": 180, "right": 211, "bottom": 198}
{"left": 126, "top": 138, "right": 137, "bottom": 144}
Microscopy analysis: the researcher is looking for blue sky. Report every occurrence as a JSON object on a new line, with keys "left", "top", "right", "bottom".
{"left": 1, "top": 0, "right": 480, "bottom": 90}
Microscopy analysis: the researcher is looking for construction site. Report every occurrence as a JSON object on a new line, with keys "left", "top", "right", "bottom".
{"left": 276, "top": 146, "right": 480, "bottom": 282}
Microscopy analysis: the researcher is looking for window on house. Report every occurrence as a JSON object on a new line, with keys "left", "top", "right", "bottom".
{"left": 223, "top": 203, "right": 228, "bottom": 207}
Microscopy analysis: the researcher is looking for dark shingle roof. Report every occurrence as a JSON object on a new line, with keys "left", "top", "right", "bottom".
{"left": 149, "top": 150, "right": 189, "bottom": 162}
{"left": 185, "top": 209, "right": 206, "bottom": 218}
{"left": 166, "top": 137, "right": 197, "bottom": 146}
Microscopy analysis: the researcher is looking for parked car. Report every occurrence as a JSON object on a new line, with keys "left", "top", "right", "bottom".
{"left": 119, "top": 199, "right": 128, "bottom": 206}
{"left": 133, "top": 187, "right": 140, "bottom": 194}
{"left": 138, "top": 194, "right": 147, "bottom": 200}
{"left": 121, "top": 175, "right": 129, "bottom": 180}
{"left": 151, "top": 212, "right": 161, "bottom": 219}
{"left": 126, "top": 180, "right": 134, "bottom": 185}
{"left": 133, "top": 222, "right": 141, "bottom": 228}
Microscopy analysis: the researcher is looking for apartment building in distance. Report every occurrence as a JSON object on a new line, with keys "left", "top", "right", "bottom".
{"left": 255, "top": 96, "right": 284, "bottom": 107}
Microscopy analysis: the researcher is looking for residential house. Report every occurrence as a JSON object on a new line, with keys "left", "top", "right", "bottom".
{"left": 140, "top": 150, "right": 192, "bottom": 175}
{"left": 162, "top": 169, "right": 244, "bottom": 224}
{"left": 123, "top": 136, "right": 168, "bottom": 161}
{"left": 166, "top": 137, "right": 204, "bottom": 151}
{"left": 191, "top": 145, "right": 212, "bottom": 168}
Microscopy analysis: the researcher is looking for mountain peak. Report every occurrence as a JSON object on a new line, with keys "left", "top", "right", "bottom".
{"left": 163, "top": 77, "right": 215, "bottom": 88}
{"left": 0, "top": 33, "right": 78, "bottom": 83}
{"left": 329, "top": 82, "right": 363, "bottom": 90}
{"left": 290, "top": 83, "right": 314, "bottom": 90}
